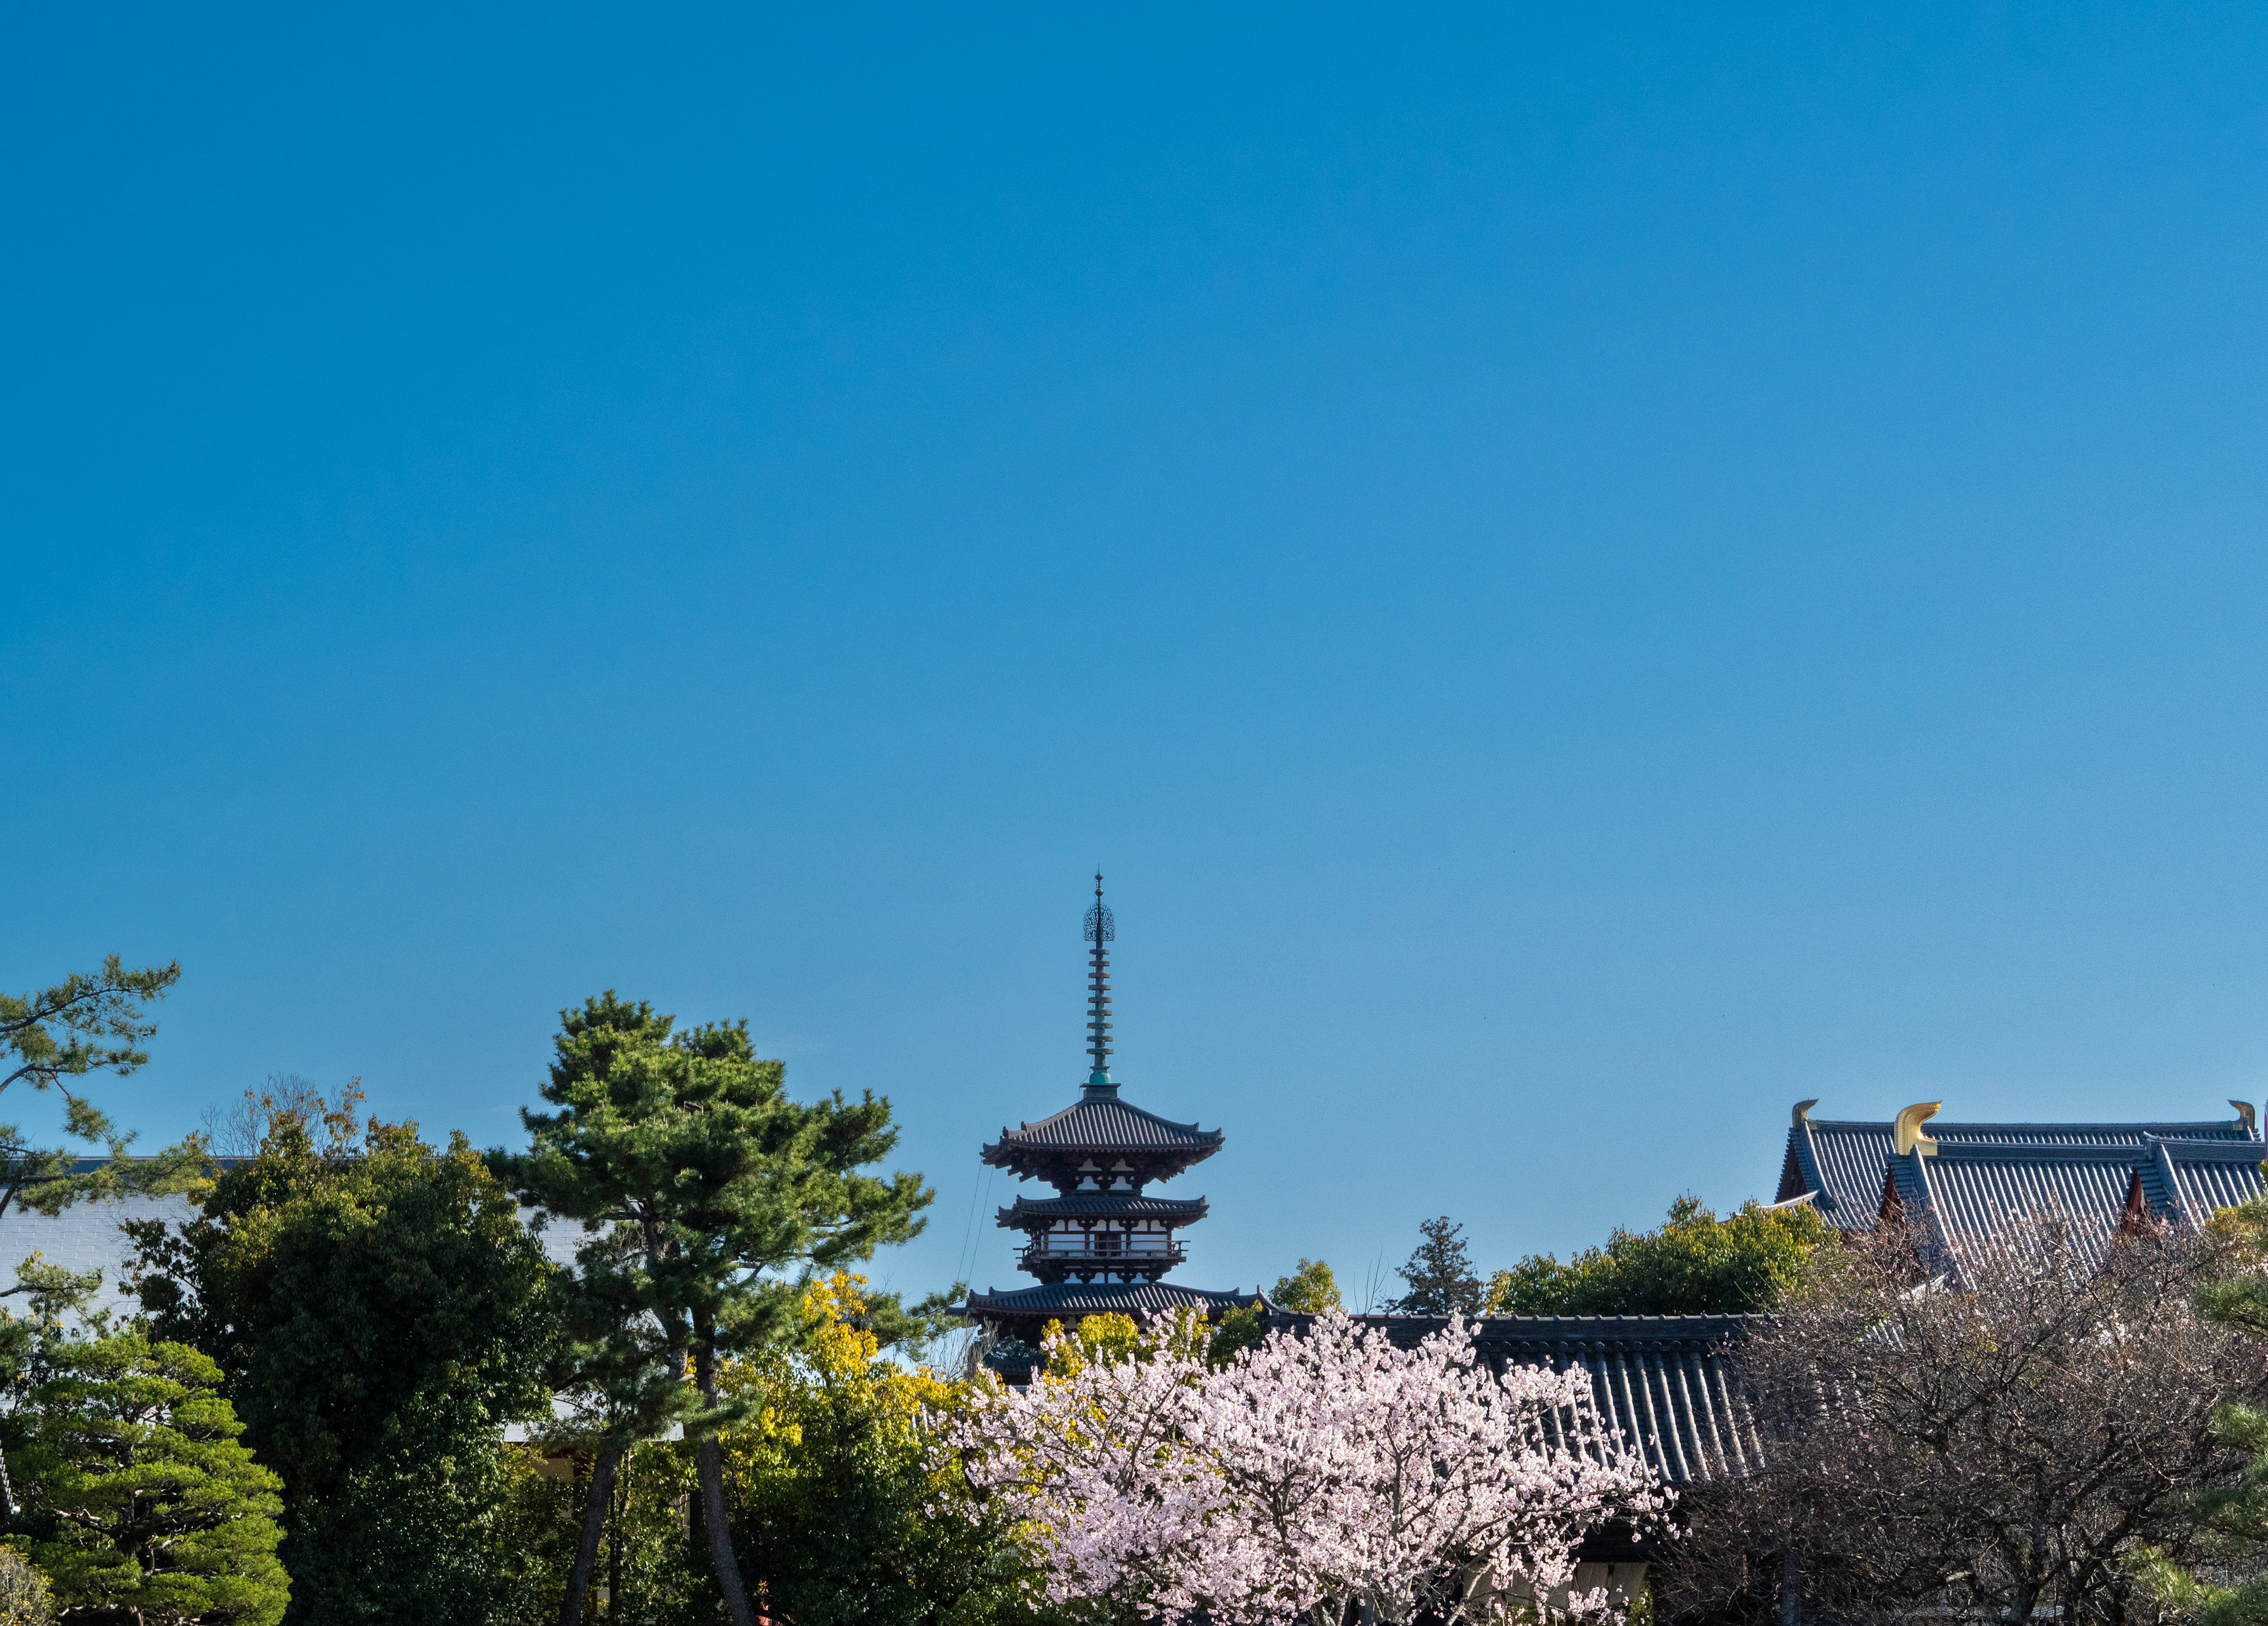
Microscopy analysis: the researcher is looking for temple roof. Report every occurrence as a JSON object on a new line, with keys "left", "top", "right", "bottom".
{"left": 1778, "top": 1104, "right": 2257, "bottom": 1226}
{"left": 1882, "top": 1132, "right": 2264, "bottom": 1275}
{"left": 996, "top": 1192, "right": 1209, "bottom": 1226}
{"left": 960, "top": 1279, "right": 1258, "bottom": 1322}
{"left": 981, "top": 1086, "right": 1224, "bottom": 1179}
{"left": 1272, "top": 1312, "right": 1754, "bottom": 1487}
{"left": 2151, "top": 1135, "right": 2267, "bottom": 1224}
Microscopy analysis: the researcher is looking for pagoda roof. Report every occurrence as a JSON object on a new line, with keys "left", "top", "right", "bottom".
{"left": 1777, "top": 1102, "right": 2257, "bottom": 1227}
{"left": 996, "top": 1192, "right": 1209, "bottom": 1226}
{"left": 960, "top": 1279, "right": 1258, "bottom": 1325}
{"left": 981, "top": 1085, "right": 1224, "bottom": 1177}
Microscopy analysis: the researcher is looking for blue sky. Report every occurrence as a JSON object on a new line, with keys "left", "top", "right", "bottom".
{"left": 8, "top": 5, "right": 2268, "bottom": 1306}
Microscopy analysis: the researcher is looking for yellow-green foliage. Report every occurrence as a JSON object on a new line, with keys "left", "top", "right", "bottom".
{"left": 0, "top": 1546, "right": 50, "bottom": 1626}
{"left": 1271, "top": 1258, "right": 1341, "bottom": 1314}
{"left": 1488, "top": 1195, "right": 1834, "bottom": 1316}
{"left": 718, "top": 1273, "right": 1048, "bottom": 1625}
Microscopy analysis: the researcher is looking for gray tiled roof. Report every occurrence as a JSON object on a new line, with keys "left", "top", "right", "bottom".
{"left": 961, "top": 1280, "right": 1258, "bottom": 1319}
{"left": 1282, "top": 1314, "right": 1756, "bottom": 1486}
{"left": 996, "top": 1193, "right": 1209, "bottom": 1224}
{"left": 983, "top": 1091, "right": 1224, "bottom": 1158}
{"left": 1888, "top": 1142, "right": 2140, "bottom": 1256}
{"left": 1781, "top": 1110, "right": 2256, "bottom": 1227}
{"left": 1883, "top": 1133, "right": 2264, "bottom": 1276}
{"left": 2149, "top": 1137, "right": 2268, "bottom": 1225}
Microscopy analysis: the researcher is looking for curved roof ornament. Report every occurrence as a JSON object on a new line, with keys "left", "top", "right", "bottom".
{"left": 1893, "top": 1100, "right": 1943, "bottom": 1157}
{"left": 1792, "top": 1099, "right": 1819, "bottom": 1128}
{"left": 2233, "top": 1100, "right": 2259, "bottom": 1139}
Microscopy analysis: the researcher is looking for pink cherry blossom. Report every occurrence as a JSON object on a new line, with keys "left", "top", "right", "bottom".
{"left": 946, "top": 1309, "right": 1665, "bottom": 1625}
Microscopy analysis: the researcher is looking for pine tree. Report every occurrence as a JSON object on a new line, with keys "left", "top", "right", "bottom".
{"left": 19, "top": 1335, "right": 288, "bottom": 1625}
{"left": 493, "top": 993, "right": 931, "bottom": 1626}
{"left": 2137, "top": 1198, "right": 2268, "bottom": 1625}
{"left": 0, "top": 958, "right": 203, "bottom": 1226}
{"left": 1390, "top": 1216, "right": 1484, "bottom": 1316}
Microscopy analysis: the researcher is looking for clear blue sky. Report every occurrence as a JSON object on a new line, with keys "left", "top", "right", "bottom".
{"left": 8, "top": 5, "right": 2268, "bottom": 1307}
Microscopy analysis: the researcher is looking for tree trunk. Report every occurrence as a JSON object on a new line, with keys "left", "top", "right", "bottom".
{"left": 558, "top": 1442, "right": 622, "bottom": 1626}
{"left": 1778, "top": 1548, "right": 1800, "bottom": 1626}
{"left": 694, "top": 1340, "right": 759, "bottom": 1626}
{"left": 607, "top": 1462, "right": 623, "bottom": 1615}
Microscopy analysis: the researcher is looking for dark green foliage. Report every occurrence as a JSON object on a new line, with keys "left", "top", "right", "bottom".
{"left": 2136, "top": 1198, "right": 2268, "bottom": 1625}
{"left": 1390, "top": 1216, "right": 1484, "bottom": 1315}
{"left": 490, "top": 993, "right": 933, "bottom": 1626}
{"left": 1270, "top": 1257, "right": 1341, "bottom": 1314}
{"left": 18, "top": 1334, "right": 287, "bottom": 1625}
{"left": 127, "top": 1090, "right": 557, "bottom": 1625}
{"left": 0, "top": 957, "right": 203, "bottom": 1229}
{"left": 1209, "top": 1257, "right": 1343, "bottom": 1362}
{"left": 497, "top": 993, "right": 933, "bottom": 1387}
{"left": 0, "top": 957, "right": 179, "bottom": 1098}
{"left": 1205, "top": 1303, "right": 1265, "bottom": 1367}
{"left": 1486, "top": 1194, "right": 1832, "bottom": 1315}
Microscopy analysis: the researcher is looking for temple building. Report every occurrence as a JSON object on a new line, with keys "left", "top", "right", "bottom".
{"left": 1775, "top": 1096, "right": 2263, "bottom": 1273}
{"left": 958, "top": 878, "right": 1260, "bottom": 1370}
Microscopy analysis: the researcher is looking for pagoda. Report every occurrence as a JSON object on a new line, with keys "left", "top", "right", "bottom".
{"left": 959, "top": 878, "right": 1258, "bottom": 1364}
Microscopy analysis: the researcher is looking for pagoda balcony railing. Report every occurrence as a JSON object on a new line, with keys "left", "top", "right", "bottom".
{"left": 1018, "top": 1238, "right": 1187, "bottom": 1275}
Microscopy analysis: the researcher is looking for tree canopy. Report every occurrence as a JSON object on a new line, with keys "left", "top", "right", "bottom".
{"left": 953, "top": 1308, "right": 1658, "bottom": 1625}
{"left": 1486, "top": 1194, "right": 1833, "bottom": 1316}
{"left": 723, "top": 1273, "right": 1035, "bottom": 1625}
{"left": 1389, "top": 1216, "right": 1484, "bottom": 1316}
{"left": 1269, "top": 1257, "right": 1341, "bottom": 1314}
{"left": 128, "top": 1086, "right": 558, "bottom": 1625}
{"left": 1664, "top": 1211, "right": 2256, "bottom": 1625}
{"left": 18, "top": 1334, "right": 288, "bottom": 1626}
{"left": 492, "top": 992, "right": 931, "bottom": 1626}
{"left": 0, "top": 956, "right": 201, "bottom": 1225}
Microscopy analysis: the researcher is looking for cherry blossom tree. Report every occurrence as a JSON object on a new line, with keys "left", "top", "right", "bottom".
{"left": 948, "top": 1309, "right": 1663, "bottom": 1626}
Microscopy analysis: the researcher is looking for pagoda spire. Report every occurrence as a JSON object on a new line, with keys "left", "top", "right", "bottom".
{"left": 1084, "top": 872, "right": 1115, "bottom": 1091}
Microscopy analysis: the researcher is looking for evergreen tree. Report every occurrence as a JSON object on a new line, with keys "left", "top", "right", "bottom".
{"left": 1389, "top": 1216, "right": 1484, "bottom": 1316}
{"left": 2137, "top": 1198, "right": 2268, "bottom": 1625}
{"left": 127, "top": 1087, "right": 557, "bottom": 1625}
{"left": 1486, "top": 1194, "right": 1832, "bottom": 1316}
{"left": 493, "top": 993, "right": 931, "bottom": 1626}
{"left": 18, "top": 1334, "right": 288, "bottom": 1625}
{"left": 0, "top": 957, "right": 203, "bottom": 1228}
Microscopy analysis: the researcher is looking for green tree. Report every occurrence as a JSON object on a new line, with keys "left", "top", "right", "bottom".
{"left": 1485, "top": 1194, "right": 1832, "bottom": 1315}
{"left": 0, "top": 957, "right": 203, "bottom": 1229}
{"left": 0, "top": 1546, "right": 51, "bottom": 1625}
{"left": 492, "top": 993, "right": 931, "bottom": 1626}
{"left": 17, "top": 1334, "right": 288, "bottom": 1625}
{"left": 127, "top": 1086, "right": 557, "bottom": 1625}
{"left": 2137, "top": 1199, "right": 2268, "bottom": 1625}
{"left": 724, "top": 1273, "right": 1040, "bottom": 1625}
{"left": 1270, "top": 1258, "right": 1341, "bottom": 1314}
{"left": 1208, "top": 1259, "right": 1343, "bottom": 1366}
{"left": 1389, "top": 1217, "right": 1484, "bottom": 1315}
